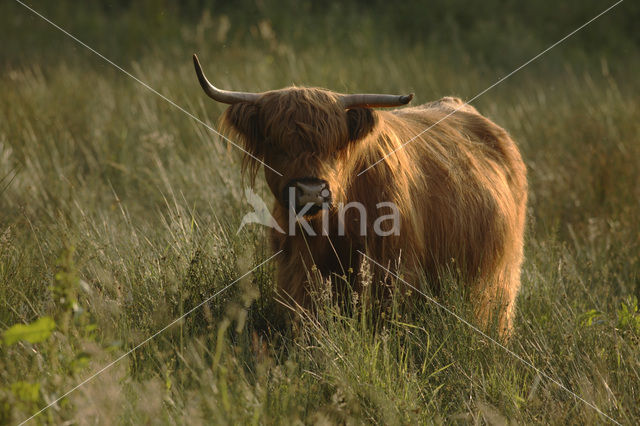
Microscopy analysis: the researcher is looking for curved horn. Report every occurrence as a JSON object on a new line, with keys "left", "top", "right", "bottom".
{"left": 193, "top": 54, "right": 260, "bottom": 104}
{"left": 340, "top": 93, "right": 414, "bottom": 109}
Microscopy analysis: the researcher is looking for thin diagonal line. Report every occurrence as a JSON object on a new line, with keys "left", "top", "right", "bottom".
{"left": 18, "top": 250, "right": 282, "bottom": 425}
{"left": 358, "top": 250, "right": 621, "bottom": 425}
{"left": 357, "top": 0, "right": 624, "bottom": 177}
{"left": 14, "top": 0, "right": 282, "bottom": 177}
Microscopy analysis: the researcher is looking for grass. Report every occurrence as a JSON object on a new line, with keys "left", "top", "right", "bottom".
{"left": 1, "top": 1, "right": 640, "bottom": 424}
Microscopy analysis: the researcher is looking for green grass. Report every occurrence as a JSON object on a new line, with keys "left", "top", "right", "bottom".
{"left": 1, "top": 2, "right": 640, "bottom": 424}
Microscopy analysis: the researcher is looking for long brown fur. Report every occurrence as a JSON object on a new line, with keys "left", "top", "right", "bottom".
{"left": 221, "top": 88, "right": 527, "bottom": 336}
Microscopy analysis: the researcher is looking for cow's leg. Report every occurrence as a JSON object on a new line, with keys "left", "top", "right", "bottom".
{"left": 470, "top": 249, "right": 523, "bottom": 340}
{"left": 270, "top": 226, "right": 309, "bottom": 309}
{"left": 270, "top": 228, "right": 335, "bottom": 311}
{"left": 274, "top": 255, "right": 312, "bottom": 309}
{"left": 494, "top": 196, "right": 527, "bottom": 338}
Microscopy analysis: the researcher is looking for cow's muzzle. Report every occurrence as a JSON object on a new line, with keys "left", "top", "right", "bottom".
{"left": 283, "top": 178, "right": 332, "bottom": 216}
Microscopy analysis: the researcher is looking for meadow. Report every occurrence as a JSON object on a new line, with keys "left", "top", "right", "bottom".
{"left": 1, "top": 1, "right": 639, "bottom": 424}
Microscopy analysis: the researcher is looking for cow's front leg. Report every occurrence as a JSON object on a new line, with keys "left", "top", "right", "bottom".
{"left": 270, "top": 225, "right": 320, "bottom": 310}
{"left": 274, "top": 253, "right": 315, "bottom": 309}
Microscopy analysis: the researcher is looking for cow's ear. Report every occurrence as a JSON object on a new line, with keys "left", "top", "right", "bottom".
{"left": 222, "top": 103, "right": 262, "bottom": 149}
{"left": 221, "top": 103, "right": 264, "bottom": 181}
{"left": 346, "top": 108, "right": 377, "bottom": 142}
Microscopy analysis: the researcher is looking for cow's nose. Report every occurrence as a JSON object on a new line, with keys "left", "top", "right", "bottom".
{"left": 296, "top": 180, "right": 330, "bottom": 205}
{"left": 284, "top": 178, "right": 332, "bottom": 214}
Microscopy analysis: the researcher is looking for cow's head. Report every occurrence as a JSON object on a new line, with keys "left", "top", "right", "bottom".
{"left": 193, "top": 54, "right": 413, "bottom": 216}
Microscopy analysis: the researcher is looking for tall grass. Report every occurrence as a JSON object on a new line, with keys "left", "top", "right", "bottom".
{"left": 1, "top": 1, "right": 639, "bottom": 424}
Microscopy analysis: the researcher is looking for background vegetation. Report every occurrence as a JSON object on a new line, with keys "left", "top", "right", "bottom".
{"left": 1, "top": 0, "right": 639, "bottom": 424}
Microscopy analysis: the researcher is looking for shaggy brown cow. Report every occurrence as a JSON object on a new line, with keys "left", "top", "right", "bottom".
{"left": 193, "top": 55, "right": 527, "bottom": 335}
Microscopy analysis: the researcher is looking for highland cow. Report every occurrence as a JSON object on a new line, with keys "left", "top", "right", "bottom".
{"left": 193, "top": 54, "right": 527, "bottom": 335}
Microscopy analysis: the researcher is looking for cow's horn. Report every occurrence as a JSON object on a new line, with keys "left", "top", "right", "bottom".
{"left": 193, "top": 54, "right": 260, "bottom": 104}
{"left": 340, "top": 93, "right": 414, "bottom": 109}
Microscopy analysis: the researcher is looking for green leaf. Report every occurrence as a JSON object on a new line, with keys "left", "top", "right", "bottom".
{"left": 3, "top": 316, "right": 56, "bottom": 346}
{"left": 617, "top": 296, "right": 640, "bottom": 332}
{"left": 578, "top": 309, "right": 603, "bottom": 327}
{"left": 70, "top": 351, "right": 91, "bottom": 372}
{"left": 11, "top": 381, "right": 40, "bottom": 403}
